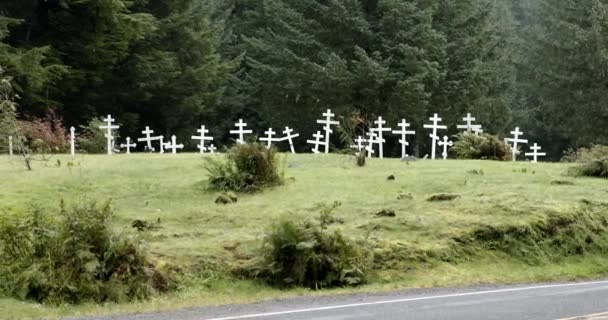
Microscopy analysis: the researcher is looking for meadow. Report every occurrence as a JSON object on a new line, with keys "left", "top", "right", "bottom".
{"left": 1, "top": 153, "right": 608, "bottom": 319}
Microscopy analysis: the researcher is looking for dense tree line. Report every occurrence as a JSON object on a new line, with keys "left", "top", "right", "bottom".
{"left": 0, "top": 0, "right": 607, "bottom": 157}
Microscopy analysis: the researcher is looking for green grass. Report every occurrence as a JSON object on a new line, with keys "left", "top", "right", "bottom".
{"left": 1, "top": 153, "right": 608, "bottom": 319}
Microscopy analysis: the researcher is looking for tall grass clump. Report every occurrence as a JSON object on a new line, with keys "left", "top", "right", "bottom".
{"left": 205, "top": 143, "right": 284, "bottom": 192}
{"left": 246, "top": 203, "right": 371, "bottom": 289}
{"left": 0, "top": 200, "right": 172, "bottom": 304}
{"left": 567, "top": 159, "right": 608, "bottom": 178}
{"left": 452, "top": 132, "right": 511, "bottom": 161}
{"left": 562, "top": 145, "right": 608, "bottom": 163}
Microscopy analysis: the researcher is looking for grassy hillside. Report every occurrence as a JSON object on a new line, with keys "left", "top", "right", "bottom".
{"left": 1, "top": 154, "right": 608, "bottom": 319}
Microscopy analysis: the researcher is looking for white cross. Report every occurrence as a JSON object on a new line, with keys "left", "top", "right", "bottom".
{"left": 437, "top": 135, "right": 454, "bottom": 160}
{"left": 505, "top": 127, "right": 528, "bottom": 162}
{"left": 164, "top": 135, "right": 184, "bottom": 154}
{"left": 191, "top": 125, "right": 213, "bottom": 154}
{"left": 525, "top": 143, "right": 546, "bottom": 163}
{"left": 350, "top": 136, "right": 367, "bottom": 154}
{"left": 207, "top": 144, "right": 217, "bottom": 154}
{"left": 307, "top": 130, "right": 326, "bottom": 154}
{"left": 316, "top": 109, "right": 339, "bottom": 154}
{"left": 282, "top": 127, "right": 300, "bottom": 153}
{"left": 138, "top": 126, "right": 160, "bottom": 152}
{"left": 99, "top": 115, "right": 119, "bottom": 155}
{"left": 8, "top": 135, "right": 13, "bottom": 156}
{"left": 366, "top": 131, "right": 378, "bottom": 158}
{"left": 423, "top": 113, "right": 447, "bottom": 160}
{"left": 259, "top": 128, "right": 282, "bottom": 149}
{"left": 159, "top": 136, "right": 165, "bottom": 154}
{"left": 372, "top": 116, "right": 391, "bottom": 159}
{"left": 69, "top": 127, "right": 76, "bottom": 156}
{"left": 392, "top": 119, "right": 416, "bottom": 158}
{"left": 471, "top": 125, "right": 483, "bottom": 135}
{"left": 457, "top": 113, "right": 481, "bottom": 134}
{"left": 230, "top": 119, "right": 253, "bottom": 144}
{"left": 120, "top": 137, "right": 137, "bottom": 154}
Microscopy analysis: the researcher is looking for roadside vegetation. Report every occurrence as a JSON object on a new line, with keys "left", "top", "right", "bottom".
{"left": 1, "top": 153, "right": 608, "bottom": 318}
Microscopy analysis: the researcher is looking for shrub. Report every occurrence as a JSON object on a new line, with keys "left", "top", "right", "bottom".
{"left": 78, "top": 117, "right": 120, "bottom": 154}
{"left": 18, "top": 111, "right": 68, "bottom": 153}
{"left": 205, "top": 143, "right": 284, "bottom": 192}
{"left": 452, "top": 132, "right": 511, "bottom": 161}
{"left": 562, "top": 145, "right": 608, "bottom": 163}
{"left": 567, "top": 159, "right": 608, "bottom": 178}
{"left": 247, "top": 203, "right": 371, "bottom": 289}
{"left": 0, "top": 200, "right": 172, "bottom": 304}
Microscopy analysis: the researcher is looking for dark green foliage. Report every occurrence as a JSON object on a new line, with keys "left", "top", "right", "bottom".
{"left": 0, "top": 201, "right": 171, "bottom": 304}
{"left": 452, "top": 133, "right": 511, "bottom": 161}
{"left": 247, "top": 202, "right": 370, "bottom": 289}
{"left": 568, "top": 159, "right": 608, "bottom": 178}
{"left": 206, "top": 143, "right": 284, "bottom": 192}
{"left": 562, "top": 145, "right": 608, "bottom": 163}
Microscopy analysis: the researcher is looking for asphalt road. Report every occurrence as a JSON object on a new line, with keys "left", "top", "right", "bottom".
{"left": 82, "top": 280, "right": 608, "bottom": 320}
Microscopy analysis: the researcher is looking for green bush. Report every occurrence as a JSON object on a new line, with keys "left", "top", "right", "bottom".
{"left": 562, "top": 145, "right": 608, "bottom": 163}
{"left": 0, "top": 200, "right": 172, "bottom": 304}
{"left": 567, "top": 159, "right": 608, "bottom": 178}
{"left": 452, "top": 132, "right": 511, "bottom": 161}
{"left": 247, "top": 203, "right": 371, "bottom": 289}
{"left": 205, "top": 143, "right": 284, "bottom": 192}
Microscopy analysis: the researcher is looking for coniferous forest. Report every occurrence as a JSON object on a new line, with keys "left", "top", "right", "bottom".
{"left": 1, "top": 0, "right": 607, "bottom": 158}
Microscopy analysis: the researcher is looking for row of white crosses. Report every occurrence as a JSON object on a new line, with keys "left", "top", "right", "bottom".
{"left": 506, "top": 127, "right": 547, "bottom": 163}
{"left": 231, "top": 119, "right": 300, "bottom": 153}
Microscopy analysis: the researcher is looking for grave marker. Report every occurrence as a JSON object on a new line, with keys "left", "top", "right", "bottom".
{"left": 423, "top": 113, "right": 447, "bottom": 160}
{"left": 366, "top": 131, "right": 378, "bottom": 158}
{"left": 120, "top": 137, "right": 136, "bottom": 154}
{"left": 208, "top": 144, "right": 217, "bottom": 154}
{"left": 350, "top": 136, "right": 367, "bottom": 154}
{"left": 260, "top": 128, "right": 281, "bottom": 149}
{"left": 506, "top": 127, "right": 528, "bottom": 162}
{"left": 159, "top": 136, "right": 165, "bottom": 154}
{"left": 99, "top": 115, "right": 119, "bottom": 155}
{"left": 69, "top": 127, "right": 76, "bottom": 156}
{"left": 525, "top": 143, "right": 546, "bottom": 163}
{"left": 230, "top": 119, "right": 253, "bottom": 144}
{"left": 8, "top": 136, "right": 13, "bottom": 156}
{"left": 437, "top": 135, "right": 454, "bottom": 160}
{"left": 372, "top": 116, "right": 391, "bottom": 159}
{"left": 307, "top": 130, "right": 326, "bottom": 154}
{"left": 457, "top": 113, "right": 482, "bottom": 135}
{"left": 165, "top": 135, "right": 184, "bottom": 154}
{"left": 316, "top": 109, "right": 339, "bottom": 154}
{"left": 392, "top": 119, "right": 415, "bottom": 158}
{"left": 191, "top": 125, "right": 213, "bottom": 154}
{"left": 138, "top": 126, "right": 160, "bottom": 152}
{"left": 282, "top": 127, "right": 300, "bottom": 154}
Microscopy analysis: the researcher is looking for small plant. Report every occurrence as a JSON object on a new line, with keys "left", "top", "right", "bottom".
{"left": 452, "top": 132, "right": 511, "bottom": 161}
{"left": 18, "top": 111, "right": 68, "bottom": 153}
{"left": 205, "top": 143, "right": 284, "bottom": 192}
{"left": 247, "top": 202, "right": 370, "bottom": 289}
{"left": 0, "top": 200, "right": 172, "bottom": 304}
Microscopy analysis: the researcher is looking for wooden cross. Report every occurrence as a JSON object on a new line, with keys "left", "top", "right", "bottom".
{"left": 138, "top": 126, "right": 160, "bottom": 152}
{"left": 372, "top": 116, "right": 391, "bottom": 159}
{"left": 457, "top": 113, "right": 479, "bottom": 133}
{"left": 365, "top": 131, "right": 378, "bottom": 158}
{"left": 282, "top": 127, "right": 300, "bottom": 153}
{"left": 69, "top": 127, "right": 75, "bottom": 156}
{"left": 392, "top": 119, "right": 415, "bottom": 158}
{"left": 350, "top": 136, "right": 367, "bottom": 154}
{"left": 207, "top": 144, "right": 217, "bottom": 154}
{"left": 316, "top": 109, "right": 339, "bottom": 154}
{"left": 164, "top": 135, "right": 184, "bottom": 154}
{"left": 191, "top": 125, "right": 213, "bottom": 154}
{"left": 8, "top": 136, "right": 12, "bottom": 156}
{"left": 120, "top": 137, "right": 137, "bottom": 154}
{"left": 506, "top": 127, "right": 528, "bottom": 162}
{"left": 437, "top": 135, "right": 453, "bottom": 160}
{"left": 525, "top": 143, "right": 546, "bottom": 163}
{"left": 423, "top": 113, "right": 447, "bottom": 160}
{"left": 99, "top": 115, "right": 119, "bottom": 155}
{"left": 307, "top": 130, "right": 326, "bottom": 154}
{"left": 230, "top": 119, "right": 253, "bottom": 144}
{"left": 260, "top": 128, "right": 281, "bottom": 149}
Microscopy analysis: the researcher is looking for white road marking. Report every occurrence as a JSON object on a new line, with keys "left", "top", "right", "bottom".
{"left": 555, "top": 312, "right": 608, "bottom": 320}
{"left": 203, "top": 280, "right": 608, "bottom": 320}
